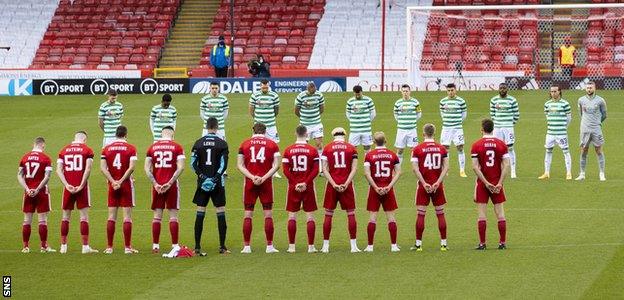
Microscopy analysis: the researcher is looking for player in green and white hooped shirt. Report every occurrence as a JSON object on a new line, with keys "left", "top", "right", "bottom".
{"left": 490, "top": 83, "right": 520, "bottom": 178}
{"left": 439, "top": 83, "right": 468, "bottom": 177}
{"left": 576, "top": 81, "right": 607, "bottom": 181}
{"left": 200, "top": 82, "right": 229, "bottom": 139}
{"left": 98, "top": 89, "right": 123, "bottom": 147}
{"left": 295, "top": 82, "right": 325, "bottom": 155}
{"left": 393, "top": 84, "right": 421, "bottom": 164}
{"left": 249, "top": 79, "right": 280, "bottom": 142}
{"left": 539, "top": 86, "right": 572, "bottom": 180}
{"left": 249, "top": 79, "right": 282, "bottom": 178}
{"left": 346, "top": 85, "right": 376, "bottom": 153}
{"left": 150, "top": 94, "right": 177, "bottom": 142}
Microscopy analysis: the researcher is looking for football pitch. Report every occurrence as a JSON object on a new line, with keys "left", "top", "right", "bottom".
{"left": 1, "top": 90, "right": 623, "bottom": 298}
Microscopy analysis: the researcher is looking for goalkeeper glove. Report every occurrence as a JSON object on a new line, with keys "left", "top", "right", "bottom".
{"left": 201, "top": 177, "right": 217, "bottom": 192}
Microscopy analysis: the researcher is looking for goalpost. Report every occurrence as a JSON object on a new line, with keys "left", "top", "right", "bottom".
{"left": 406, "top": 3, "right": 624, "bottom": 91}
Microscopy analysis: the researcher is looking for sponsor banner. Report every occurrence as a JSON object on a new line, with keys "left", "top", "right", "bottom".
{"left": 350, "top": 70, "right": 528, "bottom": 91}
{"left": 0, "top": 79, "right": 33, "bottom": 96}
{"left": 33, "top": 78, "right": 189, "bottom": 95}
{"left": 347, "top": 70, "right": 410, "bottom": 92}
{"left": 190, "top": 77, "right": 346, "bottom": 94}
{"left": 505, "top": 76, "right": 624, "bottom": 90}
{"left": 0, "top": 70, "right": 141, "bottom": 80}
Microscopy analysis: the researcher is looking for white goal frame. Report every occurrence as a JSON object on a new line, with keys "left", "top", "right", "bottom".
{"left": 406, "top": 3, "right": 624, "bottom": 89}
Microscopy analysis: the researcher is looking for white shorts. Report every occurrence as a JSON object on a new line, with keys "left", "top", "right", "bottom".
{"left": 103, "top": 137, "right": 116, "bottom": 147}
{"left": 394, "top": 128, "right": 418, "bottom": 149}
{"left": 440, "top": 127, "right": 465, "bottom": 146}
{"left": 202, "top": 129, "right": 226, "bottom": 140}
{"left": 266, "top": 126, "right": 280, "bottom": 143}
{"left": 580, "top": 129, "right": 604, "bottom": 147}
{"left": 545, "top": 134, "right": 569, "bottom": 150}
{"left": 305, "top": 124, "right": 324, "bottom": 140}
{"left": 494, "top": 127, "right": 515, "bottom": 145}
{"left": 349, "top": 132, "right": 373, "bottom": 146}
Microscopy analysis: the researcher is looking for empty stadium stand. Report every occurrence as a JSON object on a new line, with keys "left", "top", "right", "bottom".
{"left": 196, "top": 0, "right": 325, "bottom": 74}
{"left": 308, "top": 0, "right": 423, "bottom": 70}
{"left": 0, "top": 0, "right": 58, "bottom": 68}
{"left": 581, "top": 7, "right": 624, "bottom": 77}
{"left": 30, "top": 0, "right": 180, "bottom": 70}
{"left": 420, "top": 0, "right": 540, "bottom": 73}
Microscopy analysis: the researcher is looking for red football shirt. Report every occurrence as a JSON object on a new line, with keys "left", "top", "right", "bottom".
{"left": 321, "top": 139, "right": 358, "bottom": 185}
{"left": 238, "top": 134, "right": 280, "bottom": 177}
{"left": 470, "top": 136, "right": 509, "bottom": 184}
{"left": 19, "top": 150, "right": 52, "bottom": 189}
{"left": 101, "top": 140, "right": 137, "bottom": 182}
{"left": 364, "top": 147, "right": 400, "bottom": 187}
{"left": 146, "top": 140, "right": 185, "bottom": 185}
{"left": 58, "top": 142, "right": 94, "bottom": 186}
{"left": 411, "top": 141, "right": 448, "bottom": 184}
{"left": 282, "top": 142, "right": 319, "bottom": 185}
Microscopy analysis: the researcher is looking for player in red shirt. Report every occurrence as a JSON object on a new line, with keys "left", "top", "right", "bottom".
{"left": 282, "top": 125, "right": 320, "bottom": 253}
{"left": 17, "top": 137, "right": 55, "bottom": 253}
{"left": 320, "top": 127, "right": 360, "bottom": 253}
{"left": 56, "top": 131, "right": 98, "bottom": 254}
{"left": 145, "top": 126, "right": 185, "bottom": 257}
{"left": 100, "top": 126, "right": 138, "bottom": 254}
{"left": 471, "top": 119, "right": 510, "bottom": 250}
{"left": 237, "top": 123, "right": 281, "bottom": 254}
{"left": 363, "top": 132, "right": 401, "bottom": 252}
{"left": 411, "top": 124, "right": 450, "bottom": 251}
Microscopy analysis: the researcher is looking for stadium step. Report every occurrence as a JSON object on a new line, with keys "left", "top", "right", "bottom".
{"left": 159, "top": 0, "right": 221, "bottom": 68}
{"left": 536, "top": 2, "right": 588, "bottom": 75}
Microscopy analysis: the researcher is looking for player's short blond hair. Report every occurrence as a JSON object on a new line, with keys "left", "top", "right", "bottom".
{"left": 373, "top": 131, "right": 386, "bottom": 146}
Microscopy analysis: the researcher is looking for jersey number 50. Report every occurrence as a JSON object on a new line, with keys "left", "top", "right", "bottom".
{"left": 64, "top": 155, "right": 84, "bottom": 172}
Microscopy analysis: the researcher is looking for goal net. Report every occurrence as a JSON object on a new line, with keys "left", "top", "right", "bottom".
{"left": 406, "top": 3, "right": 624, "bottom": 90}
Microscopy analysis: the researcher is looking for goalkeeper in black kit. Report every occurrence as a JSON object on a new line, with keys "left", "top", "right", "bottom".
{"left": 191, "top": 117, "right": 230, "bottom": 255}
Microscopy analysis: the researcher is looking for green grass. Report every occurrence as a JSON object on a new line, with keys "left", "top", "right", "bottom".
{"left": 1, "top": 90, "right": 623, "bottom": 299}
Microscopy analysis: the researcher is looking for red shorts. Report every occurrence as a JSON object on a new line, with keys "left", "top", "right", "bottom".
{"left": 367, "top": 188, "right": 398, "bottom": 212}
{"left": 22, "top": 187, "right": 51, "bottom": 213}
{"left": 151, "top": 183, "right": 180, "bottom": 210}
{"left": 243, "top": 179, "right": 273, "bottom": 211}
{"left": 323, "top": 183, "right": 356, "bottom": 211}
{"left": 416, "top": 184, "right": 447, "bottom": 206}
{"left": 62, "top": 186, "right": 91, "bottom": 210}
{"left": 108, "top": 181, "right": 135, "bottom": 207}
{"left": 286, "top": 184, "right": 318, "bottom": 212}
{"left": 474, "top": 181, "right": 506, "bottom": 204}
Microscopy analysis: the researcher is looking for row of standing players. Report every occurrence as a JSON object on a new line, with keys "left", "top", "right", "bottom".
{"left": 17, "top": 79, "right": 607, "bottom": 255}
{"left": 103, "top": 78, "right": 607, "bottom": 182}
{"left": 17, "top": 117, "right": 508, "bottom": 256}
